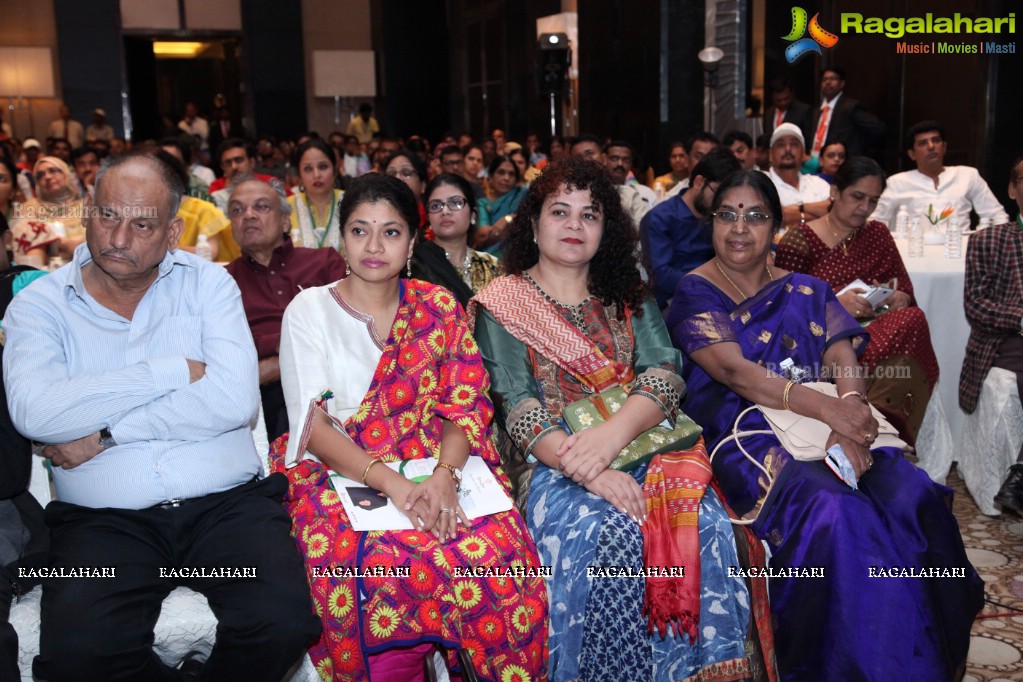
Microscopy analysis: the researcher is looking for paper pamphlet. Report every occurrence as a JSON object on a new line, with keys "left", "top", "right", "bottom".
{"left": 329, "top": 456, "right": 513, "bottom": 531}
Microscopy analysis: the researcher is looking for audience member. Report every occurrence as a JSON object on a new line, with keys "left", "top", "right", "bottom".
{"left": 11, "top": 156, "right": 84, "bottom": 263}
{"left": 653, "top": 141, "right": 689, "bottom": 193}
{"left": 207, "top": 106, "right": 242, "bottom": 160}
{"left": 752, "top": 131, "right": 769, "bottom": 170}
{"left": 809, "top": 67, "right": 885, "bottom": 160}
{"left": 763, "top": 77, "right": 812, "bottom": 143}
{"left": 153, "top": 149, "right": 233, "bottom": 262}
{"left": 569, "top": 135, "right": 647, "bottom": 227}
{"left": 177, "top": 101, "right": 210, "bottom": 152}
{"left": 0, "top": 212, "right": 48, "bottom": 682}
{"left": 962, "top": 155, "right": 1023, "bottom": 513}
{"left": 46, "top": 138, "right": 71, "bottom": 164}
{"left": 815, "top": 140, "right": 847, "bottom": 184}
{"left": 604, "top": 140, "right": 656, "bottom": 217}
{"left": 3, "top": 152, "right": 320, "bottom": 681}
{"left": 159, "top": 136, "right": 210, "bottom": 201}
{"left": 641, "top": 147, "right": 741, "bottom": 309}
{"left": 254, "top": 135, "right": 287, "bottom": 182}
{"left": 722, "top": 130, "right": 756, "bottom": 170}
{"left": 47, "top": 104, "right": 84, "bottom": 150}
{"left": 661, "top": 133, "right": 720, "bottom": 201}
{"left": 687, "top": 131, "right": 719, "bottom": 165}
{"left": 461, "top": 143, "right": 485, "bottom": 184}
{"left": 341, "top": 134, "right": 370, "bottom": 178}
{"left": 766, "top": 123, "right": 831, "bottom": 226}
{"left": 84, "top": 108, "right": 114, "bottom": 143}
{"left": 345, "top": 103, "right": 380, "bottom": 144}
{"left": 440, "top": 144, "right": 483, "bottom": 198}
{"left": 210, "top": 139, "right": 288, "bottom": 211}
{"left": 473, "top": 154, "right": 527, "bottom": 253}
{"left": 288, "top": 138, "right": 344, "bottom": 251}
{"left": 70, "top": 146, "right": 100, "bottom": 195}
{"left": 225, "top": 178, "right": 344, "bottom": 442}
{"left": 525, "top": 131, "right": 548, "bottom": 165}
{"left": 776, "top": 157, "right": 939, "bottom": 443}
{"left": 666, "top": 168, "right": 982, "bottom": 680}
{"left": 870, "top": 120, "right": 1008, "bottom": 227}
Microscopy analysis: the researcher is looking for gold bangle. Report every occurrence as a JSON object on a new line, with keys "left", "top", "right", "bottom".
{"left": 782, "top": 380, "right": 795, "bottom": 411}
{"left": 361, "top": 459, "right": 381, "bottom": 486}
{"left": 840, "top": 390, "right": 868, "bottom": 403}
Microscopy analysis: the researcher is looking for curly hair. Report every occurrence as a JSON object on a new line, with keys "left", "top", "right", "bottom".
{"left": 502, "top": 157, "right": 645, "bottom": 318}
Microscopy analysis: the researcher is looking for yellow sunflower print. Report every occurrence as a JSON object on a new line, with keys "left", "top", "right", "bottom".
{"left": 453, "top": 580, "right": 483, "bottom": 609}
{"left": 327, "top": 584, "right": 355, "bottom": 620}
{"left": 369, "top": 604, "right": 401, "bottom": 638}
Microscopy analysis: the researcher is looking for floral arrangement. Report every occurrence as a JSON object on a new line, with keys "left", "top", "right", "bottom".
{"left": 925, "top": 204, "right": 954, "bottom": 226}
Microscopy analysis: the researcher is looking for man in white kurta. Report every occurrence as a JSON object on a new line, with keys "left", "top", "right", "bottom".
{"left": 869, "top": 120, "right": 1008, "bottom": 227}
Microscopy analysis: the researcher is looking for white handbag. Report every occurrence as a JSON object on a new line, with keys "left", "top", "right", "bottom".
{"left": 709, "top": 382, "right": 907, "bottom": 525}
{"left": 755, "top": 382, "right": 906, "bottom": 461}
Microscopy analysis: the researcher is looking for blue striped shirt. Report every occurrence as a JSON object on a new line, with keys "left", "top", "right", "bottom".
{"left": 3, "top": 244, "right": 261, "bottom": 509}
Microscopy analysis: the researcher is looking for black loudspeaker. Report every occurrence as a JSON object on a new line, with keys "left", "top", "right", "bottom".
{"left": 536, "top": 33, "right": 571, "bottom": 96}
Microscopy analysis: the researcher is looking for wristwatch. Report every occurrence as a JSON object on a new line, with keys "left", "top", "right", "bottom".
{"left": 434, "top": 462, "right": 462, "bottom": 492}
{"left": 98, "top": 427, "right": 117, "bottom": 451}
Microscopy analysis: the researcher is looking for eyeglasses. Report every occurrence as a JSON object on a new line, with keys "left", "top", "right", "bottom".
{"left": 228, "top": 201, "right": 275, "bottom": 217}
{"left": 712, "top": 210, "right": 772, "bottom": 226}
{"left": 426, "top": 197, "right": 467, "bottom": 213}
{"left": 386, "top": 168, "right": 418, "bottom": 180}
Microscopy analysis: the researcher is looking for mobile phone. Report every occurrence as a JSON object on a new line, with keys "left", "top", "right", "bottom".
{"left": 824, "top": 445, "right": 858, "bottom": 490}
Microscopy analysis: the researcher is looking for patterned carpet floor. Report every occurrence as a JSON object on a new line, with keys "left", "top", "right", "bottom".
{"left": 952, "top": 468, "right": 1023, "bottom": 681}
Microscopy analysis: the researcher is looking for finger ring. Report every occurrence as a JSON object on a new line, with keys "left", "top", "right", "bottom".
{"left": 440, "top": 508, "right": 454, "bottom": 514}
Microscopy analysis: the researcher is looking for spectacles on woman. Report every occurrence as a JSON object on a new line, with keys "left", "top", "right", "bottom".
{"left": 712, "top": 210, "right": 772, "bottom": 226}
{"left": 386, "top": 168, "right": 418, "bottom": 180}
{"left": 426, "top": 197, "right": 467, "bottom": 213}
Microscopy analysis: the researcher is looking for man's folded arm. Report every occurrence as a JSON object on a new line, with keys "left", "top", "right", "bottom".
{"left": 3, "top": 299, "right": 190, "bottom": 443}
{"left": 109, "top": 270, "right": 260, "bottom": 443}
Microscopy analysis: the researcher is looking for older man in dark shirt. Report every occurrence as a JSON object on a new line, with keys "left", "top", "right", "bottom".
{"left": 226, "top": 178, "right": 345, "bottom": 441}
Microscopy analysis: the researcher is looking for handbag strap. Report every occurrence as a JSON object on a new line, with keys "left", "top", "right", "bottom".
{"left": 709, "top": 406, "right": 776, "bottom": 526}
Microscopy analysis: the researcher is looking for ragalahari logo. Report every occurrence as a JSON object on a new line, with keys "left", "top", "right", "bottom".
{"left": 783, "top": 7, "right": 839, "bottom": 63}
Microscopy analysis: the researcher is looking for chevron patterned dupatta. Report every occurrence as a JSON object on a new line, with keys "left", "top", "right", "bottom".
{"left": 468, "top": 274, "right": 633, "bottom": 390}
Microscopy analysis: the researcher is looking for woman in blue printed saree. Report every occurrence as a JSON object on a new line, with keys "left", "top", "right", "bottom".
{"left": 665, "top": 170, "right": 983, "bottom": 681}
{"left": 471, "top": 158, "right": 768, "bottom": 682}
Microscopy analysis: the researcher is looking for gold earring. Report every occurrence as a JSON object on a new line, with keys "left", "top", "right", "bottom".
{"left": 406, "top": 255, "right": 412, "bottom": 278}
{"left": 345, "top": 261, "right": 351, "bottom": 277}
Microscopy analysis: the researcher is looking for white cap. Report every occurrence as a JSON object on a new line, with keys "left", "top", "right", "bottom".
{"left": 770, "top": 122, "right": 805, "bottom": 148}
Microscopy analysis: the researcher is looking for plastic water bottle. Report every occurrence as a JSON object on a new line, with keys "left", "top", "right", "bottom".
{"left": 195, "top": 233, "right": 213, "bottom": 261}
{"left": 908, "top": 217, "right": 924, "bottom": 257}
{"left": 945, "top": 217, "right": 962, "bottom": 258}
{"left": 894, "top": 205, "right": 909, "bottom": 240}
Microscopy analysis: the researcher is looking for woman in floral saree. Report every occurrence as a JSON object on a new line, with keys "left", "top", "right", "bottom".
{"left": 274, "top": 173, "right": 548, "bottom": 682}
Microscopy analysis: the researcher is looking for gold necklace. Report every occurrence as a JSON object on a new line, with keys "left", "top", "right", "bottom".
{"left": 825, "top": 213, "right": 855, "bottom": 256}
{"left": 715, "top": 259, "right": 773, "bottom": 301}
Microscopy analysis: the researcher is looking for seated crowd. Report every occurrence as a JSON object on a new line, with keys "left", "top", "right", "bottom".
{"left": 2, "top": 85, "right": 1014, "bottom": 682}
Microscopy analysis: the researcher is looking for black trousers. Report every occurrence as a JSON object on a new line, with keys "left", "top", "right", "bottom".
{"left": 260, "top": 380, "right": 289, "bottom": 445}
{"left": 992, "top": 335, "right": 1023, "bottom": 463}
{"left": 0, "top": 565, "right": 17, "bottom": 682}
{"left": 33, "top": 474, "right": 320, "bottom": 682}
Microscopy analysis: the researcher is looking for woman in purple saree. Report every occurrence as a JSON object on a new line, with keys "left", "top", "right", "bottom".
{"left": 666, "top": 170, "right": 982, "bottom": 681}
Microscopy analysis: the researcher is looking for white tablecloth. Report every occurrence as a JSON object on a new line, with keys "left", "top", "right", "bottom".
{"left": 896, "top": 241, "right": 968, "bottom": 478}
